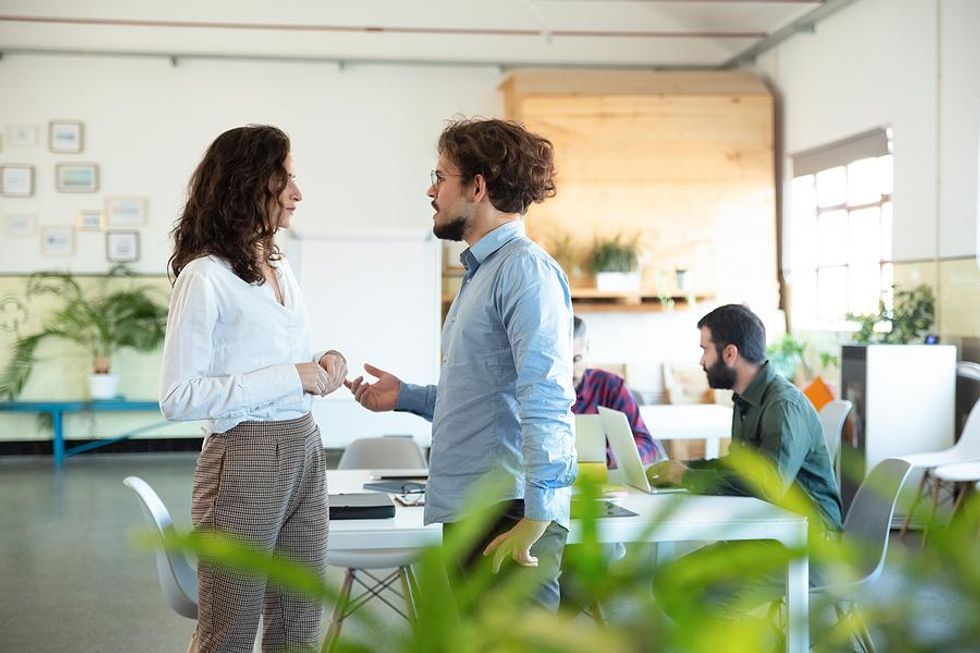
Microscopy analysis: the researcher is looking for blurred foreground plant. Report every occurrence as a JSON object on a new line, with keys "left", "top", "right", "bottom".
{"left": 148, "top": 456, "right": 979, "bottom": 653}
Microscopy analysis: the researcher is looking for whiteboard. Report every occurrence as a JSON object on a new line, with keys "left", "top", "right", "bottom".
{"left": 286, "top": 229, "right": 441, "bottom": 447}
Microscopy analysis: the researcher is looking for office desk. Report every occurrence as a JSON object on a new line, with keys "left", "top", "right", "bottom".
{"left": 326, "top": 470, "right": 810, "bottom": 653}
{"left": 640, "top": 403, "right": 733, "bottom": 459}
{"left": 0, "top": 399, "right": 164, "bottom": 467}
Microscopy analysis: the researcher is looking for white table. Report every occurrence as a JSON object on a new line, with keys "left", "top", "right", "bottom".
{"left": 326, "top": 470, "right": 809, "bottom": 653}
{"left": 640, "top": 403, "right": 733, "bottom": 459}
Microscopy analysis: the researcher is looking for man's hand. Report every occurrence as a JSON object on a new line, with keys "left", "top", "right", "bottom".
{"left": 317, "top": 351, "right": 348, "bottom": 396}
{"left": 646, "top": 460, "right": 688, "bottom": 487}
{"left": 482, "top": 517, "right": 550, "bottom": 573}
{"left": 344, "top": 363, "right": 401, "bottom": 412}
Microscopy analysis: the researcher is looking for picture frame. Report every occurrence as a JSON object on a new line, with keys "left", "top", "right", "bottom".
{"left": 1, "top": 165, "right": 34, "bottom": 197}
{"left": 76, "top": 210, "right": 104, "bottom": 231}
{"left": 105, "top": 196, "right": 147, "bottom": 228}
{"left": 106, "top": 231, "right": 140, "bottom": 263}
{"left": 5, "top": 213, "right": 36, "bottom": 237}
{"left": 49, "top": 121, "right": 84, "bottom": 154}
{"left": 41, "top": 226, "right": 74, "bottom": 256}
{"left": 6, "top": 124, "right": 38, "bottom": 147}
{"left": 56, "top": 163, "right": 99, "bottom": 193}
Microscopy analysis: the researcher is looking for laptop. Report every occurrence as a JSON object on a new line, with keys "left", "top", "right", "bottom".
{"left": 598, "top": 406, "right": 685, "bottom": 495}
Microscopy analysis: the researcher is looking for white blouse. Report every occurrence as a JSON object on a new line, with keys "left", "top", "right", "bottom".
{"left": 159, "top": 255, "right": 322, "bottom": 434}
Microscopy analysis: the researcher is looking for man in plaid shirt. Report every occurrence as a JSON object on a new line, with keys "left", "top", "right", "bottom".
{"left": 572, "top": 316, "right": 665, "bottom": 467}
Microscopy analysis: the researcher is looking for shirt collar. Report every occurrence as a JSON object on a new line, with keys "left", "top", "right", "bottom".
{"left": 460, "top": 220, "right": 525, "bottom": 273}
{"left": 733, "top": 360, "right": 775, "bottom": 407}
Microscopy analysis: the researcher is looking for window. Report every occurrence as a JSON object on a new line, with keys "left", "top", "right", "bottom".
{"left": 789, "top": 129, "right": 893, "bottom": 328}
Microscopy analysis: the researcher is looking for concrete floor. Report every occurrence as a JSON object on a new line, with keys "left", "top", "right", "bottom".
{"left": 0, "top": 453, "right": 972, "bottom": 653}
{"left": 0, "top": 452, "right": 410, "bottom": 653}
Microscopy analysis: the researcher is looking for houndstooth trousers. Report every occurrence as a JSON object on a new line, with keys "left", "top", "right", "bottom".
{"left": 191, "top": 413, "right": 327, "bottom": 653}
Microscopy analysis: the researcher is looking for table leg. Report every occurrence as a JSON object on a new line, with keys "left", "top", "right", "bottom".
{"left": 52, "top": 410, "right": 65, "bottom": 467}
{"left": 705, "top": 437, "right": 720, "bottom": 459}
{"left": 785, "top": 550, "right": 809, "bottom": 653}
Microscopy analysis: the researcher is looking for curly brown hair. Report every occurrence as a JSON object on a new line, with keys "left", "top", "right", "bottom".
{"left": 438, "top": 118, "right": 557, "bottom": 214}
{"left": 169, "top": 125, "right": 290, "bottom": 284}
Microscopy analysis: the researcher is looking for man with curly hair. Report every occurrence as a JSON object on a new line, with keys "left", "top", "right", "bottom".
{"left": 347, "top": 118, "right": 575, "bottom": 610}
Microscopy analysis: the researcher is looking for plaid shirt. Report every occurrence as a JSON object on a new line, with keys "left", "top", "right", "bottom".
{"left": 573, "top": 368, "right": 663, "bottom": 467}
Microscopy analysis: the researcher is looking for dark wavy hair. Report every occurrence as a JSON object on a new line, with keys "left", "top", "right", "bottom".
{"left": 169, "top": 125, "right": 290, "bottom": 284}
{"left": 697, "top": 304, "right": 767, "bottom": 364}
{"left": 438, "top": 118, "right": 557, "bottom": 214}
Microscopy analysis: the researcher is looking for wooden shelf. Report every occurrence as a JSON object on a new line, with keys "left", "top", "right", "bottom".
{"left": 572, "top": 291, "right": 711, "bottom": 313}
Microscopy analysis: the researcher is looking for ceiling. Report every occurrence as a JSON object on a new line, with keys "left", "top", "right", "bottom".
{"left": 0, "top": 1, "right": 851, "bottom": 69}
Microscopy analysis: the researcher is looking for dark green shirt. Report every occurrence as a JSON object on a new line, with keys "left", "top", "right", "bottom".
{"left": 682, "top": 361, "right": 844, "bottom": 531}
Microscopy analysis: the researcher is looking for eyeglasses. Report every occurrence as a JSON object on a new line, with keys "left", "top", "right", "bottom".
{"left": 395, "top": 481, "right": 425, "bottom": 507}
{"left": 430, "top": 170, "right": 464, "bottom": 187}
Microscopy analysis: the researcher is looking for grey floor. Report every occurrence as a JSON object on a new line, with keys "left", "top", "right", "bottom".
{"left": 0, "top": 452, "right": 412, "bottom": 653}
{"left": 0, "top": 453, "right": 972, "bottom": 653}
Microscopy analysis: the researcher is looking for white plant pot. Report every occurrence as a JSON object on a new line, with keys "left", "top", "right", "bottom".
{"left": 595, "top": 271, "right": 641, "bottom": 292}
{"left": 89, "top": 374, "right": 119, "bottom": 400}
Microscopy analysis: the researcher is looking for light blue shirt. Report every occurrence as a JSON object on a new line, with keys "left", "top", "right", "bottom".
{"left": 396, "top": 220, "right": 577, "bottom": 528}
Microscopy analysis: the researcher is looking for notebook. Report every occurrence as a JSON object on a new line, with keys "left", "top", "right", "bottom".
{"left": 362, "top": 480, "right": 427, "bottom": 495}
{"left": 328, "top": 493, "right": 396, "bottom": 520}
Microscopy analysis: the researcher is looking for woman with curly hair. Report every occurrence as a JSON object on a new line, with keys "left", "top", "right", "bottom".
{"left": 160, "top": 125, "right": 344, "bottom": 652}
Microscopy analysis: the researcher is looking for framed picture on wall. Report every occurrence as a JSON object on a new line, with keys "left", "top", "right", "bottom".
{"left": 56, "top": 163, "right": 99, "bottom": 193}
{"left": 106, "top": 231, "right": 139, "bottom": 262}
{"left": 76, "top": 210, "right": 104, "bottom": 231}
{"left": 41, "top": 226, "right": 74, "bottom": 256}
{"left": 105, "top": 197, "right": 147, "bottom": 227}
{"left": 6, "top": 124, "right": 38, "bottom": 147}
{"left": 5, "top": 214, "right": 36, "bottom": 237}
{"left": 1, "top": 165, "right": 34, "bottom": 197}
{"left": 49, "top": 121, "right": 84, "bottom": 153}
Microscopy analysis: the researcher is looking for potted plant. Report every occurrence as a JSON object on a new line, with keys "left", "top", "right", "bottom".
{"left": 848, "top": 284, "right": 935, "bottom": 344}
{"left": 588, "top": 233, "right": 642, "bottom": 292}
{"left": 0, "top": 265, "right": 169, "bottom": 400}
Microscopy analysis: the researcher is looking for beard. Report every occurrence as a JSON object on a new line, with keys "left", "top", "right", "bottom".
{"left": 433, "top": 213, "right": 469, "bottom": 241}
{"left": 704, "top": 358, "right": 737, "bottom": 390}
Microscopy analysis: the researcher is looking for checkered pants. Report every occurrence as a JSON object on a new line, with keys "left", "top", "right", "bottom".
{"left": 191, "top": 413, "right": 327, "bottom": 653}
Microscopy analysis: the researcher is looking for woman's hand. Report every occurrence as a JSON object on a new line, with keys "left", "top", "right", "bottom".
{"left": 318, "top": 351, "right": 348, "bottom": 396}
{"left": 296, "top": 362, "right": 331, "bottom": 396}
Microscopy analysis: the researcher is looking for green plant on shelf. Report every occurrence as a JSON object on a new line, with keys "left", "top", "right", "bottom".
{"left": 848, "top": 284, "right": 935, "bottom": 345}
{"left": 588, "top": 233, "right": 641, "bottom": 274}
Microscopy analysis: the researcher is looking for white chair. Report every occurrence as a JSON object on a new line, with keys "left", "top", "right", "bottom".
{"left": 811, "top": 458, "right": 915, "bottom": 653}
{"left": 123, "top": 476, "right": 198, "bottom": 619}
{"left": 927, "top": 461, "right": 980, "bottom": 531}
{"left": 899, "top": 399, "right": 980, "bottom": 538}
{"left": 818, "top": 399, "right": 852, "bottom": 474}
{"left": 123, "top": 476, "right": 272, "bottom": 653}
{"left": 324, "top": 437, "right": 427, "bottom": 652}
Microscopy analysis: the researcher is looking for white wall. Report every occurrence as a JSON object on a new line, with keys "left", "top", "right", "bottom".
{"left": 755, "top": 0, "right": 980, "bottom": 265}
{"left": 0, "top": 53, "right": 500, "bottom": 443}
{"left": 0, "top": 54, "right": 503, "bottom": 274}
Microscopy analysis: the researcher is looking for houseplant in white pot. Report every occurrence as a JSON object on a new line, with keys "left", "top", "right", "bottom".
{"left": 0, "top": 265, "right": 168, "bottom": 400}
{"left": 588, "top": 233, "right": 642, "bottom": 292}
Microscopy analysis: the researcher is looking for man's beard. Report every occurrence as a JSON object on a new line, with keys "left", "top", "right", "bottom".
{"left": 704, "top": 358, "right": 737, "bottom": 390}
{"left": 433, "top": 214, "right": 468, "bottom": 241}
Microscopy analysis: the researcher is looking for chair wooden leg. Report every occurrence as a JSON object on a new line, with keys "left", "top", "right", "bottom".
{"left": 589, "top": 600, "right": 606, "bottom": 625}
{"left": 322, "top": 569, "right": 354, "bottom": 653}
{"left": 900, "top": 470, "right": 929, "bottom": 540}
{"left": 398, "top": 567, "right": 417, "bottom": 623}
{"left": 923, "top": 476, "right": 943, "bottom": 547}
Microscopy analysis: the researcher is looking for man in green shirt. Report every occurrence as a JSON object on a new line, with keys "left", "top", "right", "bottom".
{"left": 646, "top": 304, "right": 843, "bottom": 530}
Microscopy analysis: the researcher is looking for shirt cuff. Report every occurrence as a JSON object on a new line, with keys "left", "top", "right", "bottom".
{"left": 523, "top": 484, "right": 572, "bottom": 529}
{"left": 241, "top": 362, "right": 304, "bottom": 410}
{"left": 395, "top": 382, "right": 434, "bottom": 418}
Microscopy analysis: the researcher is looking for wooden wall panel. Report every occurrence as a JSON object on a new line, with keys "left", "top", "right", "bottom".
{"left": 506, "top": 73, "right": 778, "bottom": 311}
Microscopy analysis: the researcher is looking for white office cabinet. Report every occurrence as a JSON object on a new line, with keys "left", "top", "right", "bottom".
{"left": 839, "top": 345, "right": 956, "bottom": 510}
